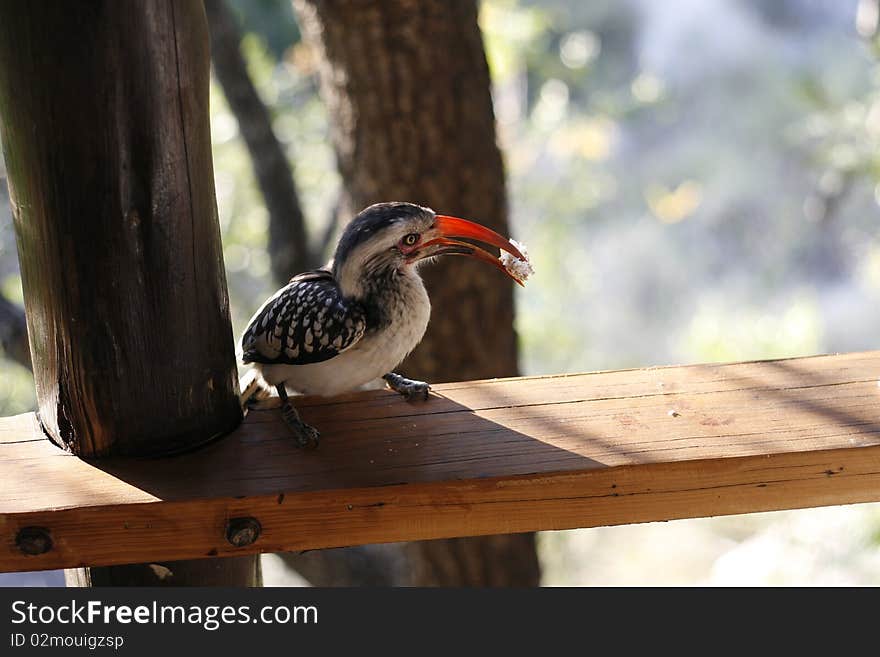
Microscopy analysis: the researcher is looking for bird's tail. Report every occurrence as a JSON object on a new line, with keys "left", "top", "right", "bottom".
{"left": 238, "top": 367, "right": 271, "bottom": 413}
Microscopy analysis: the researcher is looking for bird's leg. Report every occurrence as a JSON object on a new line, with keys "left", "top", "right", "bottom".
{"left": 276, "top": 384, "right": 320, "bottom": 449}
{"left": 383, "top": 372, "right": 431, "bottom": 401}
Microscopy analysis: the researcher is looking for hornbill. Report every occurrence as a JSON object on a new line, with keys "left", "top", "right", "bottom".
{"left": 240, "top": 202, "right": 529, "bottom": 448}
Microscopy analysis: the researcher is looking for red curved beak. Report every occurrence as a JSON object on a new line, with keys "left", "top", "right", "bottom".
{"left": 416, "top": 214, "right": 528, "bottom": 286}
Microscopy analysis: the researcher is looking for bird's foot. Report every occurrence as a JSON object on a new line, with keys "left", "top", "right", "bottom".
{"left": 383, "top": 372, "right": 431, "bottom": 402}
{"left": 281, "top": 401, "right": 320, "bottom": 450}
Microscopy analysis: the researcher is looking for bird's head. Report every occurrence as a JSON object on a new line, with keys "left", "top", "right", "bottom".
{"left": 332, "top": 202, "right": 527, "bottom": 298}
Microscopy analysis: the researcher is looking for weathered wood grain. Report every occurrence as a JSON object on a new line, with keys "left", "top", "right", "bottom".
{"left": 2, "top": 351, "right": 879, "bottom": 572}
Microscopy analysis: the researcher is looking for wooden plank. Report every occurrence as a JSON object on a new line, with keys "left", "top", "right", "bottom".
{"left": 2, "top": 351, "right": 880, "bottom": 572}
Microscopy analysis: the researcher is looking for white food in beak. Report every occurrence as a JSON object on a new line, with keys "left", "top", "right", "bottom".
{"left": 499, "top": 238, "right": 534, "bottom": 283}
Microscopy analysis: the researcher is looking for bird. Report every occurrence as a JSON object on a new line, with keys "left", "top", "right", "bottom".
{"left": 239, "top": 201, "right": 527, "bottom": 448}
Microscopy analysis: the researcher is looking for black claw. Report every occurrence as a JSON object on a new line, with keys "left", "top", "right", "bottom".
{"left": 295, "top": 425, "right": 320, "bottom": 450}
{"left": 281, "top": 402, "right": 320, "bottom": 450}
{"left": 404, "top": 383, "right": 430, "bottom": 401}
{"left": 384, "top": 373, "right": 431, "bottom": 402}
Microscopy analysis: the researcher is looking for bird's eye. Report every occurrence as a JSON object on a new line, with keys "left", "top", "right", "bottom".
{"left": 401, "top": 233, "right": 420, "bottom": 247}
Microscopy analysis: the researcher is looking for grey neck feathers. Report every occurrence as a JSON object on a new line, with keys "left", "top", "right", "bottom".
{"left": 337, "top": 258, "right": 423, "bottom": 330}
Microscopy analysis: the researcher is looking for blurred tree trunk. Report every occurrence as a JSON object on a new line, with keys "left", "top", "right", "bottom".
{"left": 293, "top": 0, "right": 538, "bottom": 586}
{"left": 205, "top": 0, "right": 313, "bottom": 282}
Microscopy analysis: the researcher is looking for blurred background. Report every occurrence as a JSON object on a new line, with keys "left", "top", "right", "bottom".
{"left": 2, "top": 0, "right": 880, "bottom": 585}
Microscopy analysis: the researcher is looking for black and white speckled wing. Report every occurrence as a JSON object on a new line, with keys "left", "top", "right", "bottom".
{"left": 240, "top": 270, "right": 366, "bottom": 366}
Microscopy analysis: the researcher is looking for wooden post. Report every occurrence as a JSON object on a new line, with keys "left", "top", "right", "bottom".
{"left": 0, "top": 0, "right": 241, "bottom": 457}
{"left": 0, "top": 1, "right": 256, "bottom": 584}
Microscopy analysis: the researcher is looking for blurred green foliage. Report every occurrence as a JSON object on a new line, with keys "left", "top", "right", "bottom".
{"left": 226, "top": 0, "right": 299, "bottom": 58}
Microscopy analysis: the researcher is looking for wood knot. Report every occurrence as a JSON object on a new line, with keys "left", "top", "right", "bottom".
{"left": 225, "top": 517, "right": 261, "bottom": 547}
{"left": 16, "top": 526, "right": 53, "bottom": 555}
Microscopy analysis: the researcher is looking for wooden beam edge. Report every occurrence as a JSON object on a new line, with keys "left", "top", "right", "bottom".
{"left": 3, "top": 443, "right": 879, "bottom": 573}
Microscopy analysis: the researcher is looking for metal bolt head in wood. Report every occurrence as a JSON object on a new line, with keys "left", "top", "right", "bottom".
{"left": 225, "top": 517, "right": 261, "bottom": 547}
{"left": 16, "top": 527, "right": 52, "bottom": 555}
